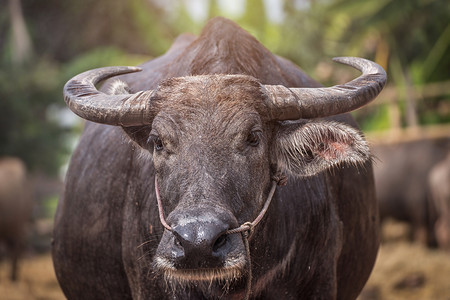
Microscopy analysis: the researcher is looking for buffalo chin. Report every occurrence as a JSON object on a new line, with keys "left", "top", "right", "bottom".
{"left": 154, "top": 256, "right": 246, "bottom": 285}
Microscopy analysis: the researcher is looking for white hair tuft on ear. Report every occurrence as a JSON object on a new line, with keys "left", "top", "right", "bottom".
{"left": 275, "top": 121, "right": 371, "bottom": 178}
{"left": 108, "top": 80, "right": 132, "bottom": 95}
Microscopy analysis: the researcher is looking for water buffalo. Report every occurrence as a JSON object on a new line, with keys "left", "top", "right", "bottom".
{"left": 429, "top": 153, "right": 450, "bottom": 251}
{"left": 372, "top": 136, "right": 450, "bottom": 246}
{"left": 52, "top": 17, "right": 386, "bottom": 299}
{"left": 0, "top": 157, "right": 30, "bottom": 281}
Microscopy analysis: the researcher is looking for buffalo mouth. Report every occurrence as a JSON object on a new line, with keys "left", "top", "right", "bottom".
{"left": 154, "top": 255, "right": 246, "bottom": 283}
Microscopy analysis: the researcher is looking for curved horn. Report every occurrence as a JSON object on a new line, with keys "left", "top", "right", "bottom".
{"left": 63, "top": 66, "right": 155, "bottom": 126}
{"left": 263, "top": 57, "right": 387, "bottom": 120}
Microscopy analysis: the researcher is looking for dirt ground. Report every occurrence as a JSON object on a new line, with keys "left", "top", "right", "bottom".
{"left": 0, "top": 253, "right": 64, "bottom": 300}
{"left": 359, "top": 220, "right": 450, "bottom": 300}
{"left": 1, "top": 221, "right": 449, "bottom": 300}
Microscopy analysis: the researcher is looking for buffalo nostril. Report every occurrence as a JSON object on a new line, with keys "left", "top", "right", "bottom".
{"left": 172, "top": 231, "right": 184, "bottom": 250}
{"left": 174, "top": 236, "right": 181, "bottom": 248}
{"left": 213, "top": 234, "right": 229, "bottom": 253}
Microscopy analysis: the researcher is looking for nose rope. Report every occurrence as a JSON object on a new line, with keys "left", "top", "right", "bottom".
{"left": 225, "top": 180, "right": 278, "bottom": 235}
{"left": 155, "top": 177, "right": 173, "bottom": 231}
{"left": 154, "top": 174, "right": 286, "bottom": 300}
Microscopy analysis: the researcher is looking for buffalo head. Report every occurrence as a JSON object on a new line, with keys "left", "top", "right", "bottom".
{"left": 62, "top": 57, "right": 385, "bottom": 288}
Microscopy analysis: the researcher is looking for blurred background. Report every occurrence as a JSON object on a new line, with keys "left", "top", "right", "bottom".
{"left": 0, "top": 0, "right": 449, "bottom": 299}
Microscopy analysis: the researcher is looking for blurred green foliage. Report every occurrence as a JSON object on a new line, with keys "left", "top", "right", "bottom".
{"left": 1, "top": 0, "right": 448, "bottom": 176}
{"left": 279, "top": 0, "right": 450, "bottom": 130}
{"left": 0, "top": 59, "right": 67, "bottom": 175}
{"left": 42, "top": 195, "right": 59, "bottom": 219}
{"left": 0, "top": 46, "right": 148, "bottom": 175}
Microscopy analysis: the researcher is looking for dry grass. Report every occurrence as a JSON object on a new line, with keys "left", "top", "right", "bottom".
{"left": 360, "top": 220, "right": 450, "bottom": 300}
{"left": 362, "top": 242, "right": 450, "bottom": 300}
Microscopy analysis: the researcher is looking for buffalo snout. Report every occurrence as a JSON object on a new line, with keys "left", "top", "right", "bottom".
{"left": 171, "top": 216, "right": 232, "bottom": 269}
{"left": 155, "top": 205, "right": 247, "bottom": 280}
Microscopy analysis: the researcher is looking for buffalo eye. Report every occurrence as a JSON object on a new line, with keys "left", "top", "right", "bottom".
{"left": 247, "top": 131, "right": 261, "bottom": 147}
{"left": 148, "top": 134, "right": 164, "bottom": 152}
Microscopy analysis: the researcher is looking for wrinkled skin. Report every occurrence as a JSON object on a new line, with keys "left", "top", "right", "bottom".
{"left": 53, "top": 17, "right": 379, "bottom": 299}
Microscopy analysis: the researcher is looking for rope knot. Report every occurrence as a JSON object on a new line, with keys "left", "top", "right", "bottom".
{"left": 241, "top": 221, "right": 254, "bottom": 237}
{"left": 271, "top": 172, "right": 287, "bottom": 186}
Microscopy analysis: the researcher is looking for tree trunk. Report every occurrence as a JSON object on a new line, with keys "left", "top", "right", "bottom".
{"left": 9, "top": 0, "right": 33, "bottom": 65}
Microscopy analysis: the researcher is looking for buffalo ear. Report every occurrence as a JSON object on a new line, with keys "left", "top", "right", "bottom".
{"left": 274, "top": 121, "right": 371, "bottom": 177}
{"left": 104, "top": 80, "right": 153, "bottom": 149}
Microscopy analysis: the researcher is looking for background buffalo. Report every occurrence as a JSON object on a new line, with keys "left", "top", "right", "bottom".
{"left": 428, "top": 152, "right": 450, "bottom": 251}
{"left": 0, "top": 157, "right": 31, "bottom": 281}
{"left": 372, "top": 135, "right": 450, "bottom": 247}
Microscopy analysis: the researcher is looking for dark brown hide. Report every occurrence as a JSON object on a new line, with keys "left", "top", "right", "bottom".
{"left": 53, "top": 17, "right": 380, "bottom": 299}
